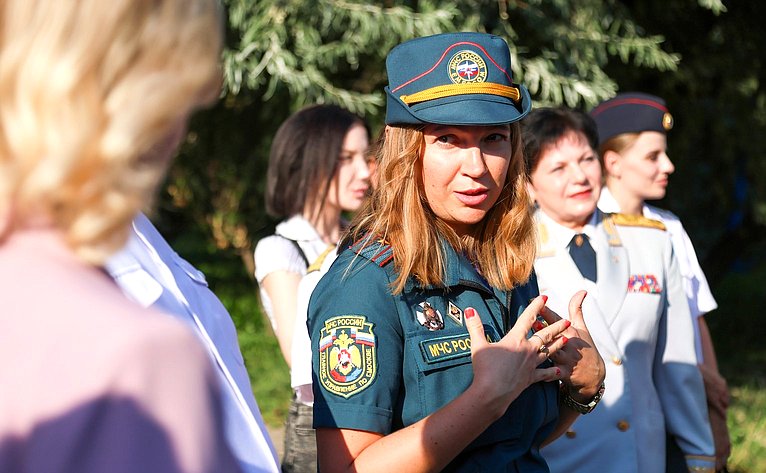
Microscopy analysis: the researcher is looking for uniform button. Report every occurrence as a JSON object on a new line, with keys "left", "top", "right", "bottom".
{"left": 617, "top": 420, "right": 630, "bottom": 431}
{"left": 565, "top": 430, "right": 576, "bottom": 439}
{"left": 612, "top": 356, "right": 622, "bottom": 365}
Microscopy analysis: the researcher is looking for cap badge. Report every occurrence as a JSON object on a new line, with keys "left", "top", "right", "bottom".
{"left": 448, "top": 50, "right": 487, "bottom": 84}
{"left": 662, "top": 112, "right": 674, "bottom": 131}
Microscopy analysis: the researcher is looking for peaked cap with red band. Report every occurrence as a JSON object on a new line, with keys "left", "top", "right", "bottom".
{"left": 384, "top": 32, "right": 531, "bottom": 126}
{"left": 590, "top": 92, "right": 674, "bottom": 146}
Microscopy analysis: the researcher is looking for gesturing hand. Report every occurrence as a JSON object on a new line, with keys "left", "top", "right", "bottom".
{"left": 463, "top": 296, "right": 570, "bottom": 416}
{"left": 538, "top": 290, "right": 606, "bottom": 400}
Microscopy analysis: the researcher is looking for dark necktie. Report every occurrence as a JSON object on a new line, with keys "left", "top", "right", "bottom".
{"left": 568, "top": 233, "right": 597, "bottom": 282}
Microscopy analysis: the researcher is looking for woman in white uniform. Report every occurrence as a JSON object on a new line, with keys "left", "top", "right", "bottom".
{"left": 592, "top": 93, "right": 730, "bottom": 471}
{"left": 523, "top": 107, "right": 715, "bottom": 473}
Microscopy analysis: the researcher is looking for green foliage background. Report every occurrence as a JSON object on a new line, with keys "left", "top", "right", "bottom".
{"left": 150, "top": 0, "right": 765, "bottom": 470}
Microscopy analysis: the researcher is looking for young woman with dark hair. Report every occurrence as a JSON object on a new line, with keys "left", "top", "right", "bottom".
{"left": 254, "top": 103, "right": 372, "bottom": 473}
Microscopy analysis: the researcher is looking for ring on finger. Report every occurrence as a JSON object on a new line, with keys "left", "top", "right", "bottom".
{"left": 530, "top": 334, "right": 546, "bottom": 353}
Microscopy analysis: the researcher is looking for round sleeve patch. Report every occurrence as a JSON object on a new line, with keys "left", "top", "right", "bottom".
{"left": 318, "top": 315, "right": 377, "bottom": 398}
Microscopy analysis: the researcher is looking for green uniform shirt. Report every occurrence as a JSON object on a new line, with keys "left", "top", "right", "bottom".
{"left": 309, "top": 238, "right": 558, "bottom": 472}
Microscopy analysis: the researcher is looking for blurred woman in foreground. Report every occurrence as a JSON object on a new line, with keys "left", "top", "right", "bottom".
{"left": 0, "top": 1, "right": 238, "bottom": 471}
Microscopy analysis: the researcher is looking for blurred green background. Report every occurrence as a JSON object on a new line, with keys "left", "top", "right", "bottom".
{"left": 155, "top": 1, "right": 765, "bottom": 471}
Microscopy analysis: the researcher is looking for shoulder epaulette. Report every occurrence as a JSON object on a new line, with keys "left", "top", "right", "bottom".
{"left": 535, "top": 222, "right": 555, "bottom": 257}
{"left": 601, "top": 214, "right": 623, "bottom": 247}
{"left": 349, "top": 235, "right": 394, "bottom": 267}
{"left": 306, "top": 244, "right": 336, "bottom": 273}
{"left": 610, "top": 213, "right": 667, "bottom": 231}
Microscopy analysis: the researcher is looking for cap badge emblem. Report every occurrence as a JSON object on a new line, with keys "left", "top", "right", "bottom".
{"left": 662, "top": 112, "right": 674, "bottom": 131}
{"left": 448, "top": 50, "right": 488, "bottom": 84}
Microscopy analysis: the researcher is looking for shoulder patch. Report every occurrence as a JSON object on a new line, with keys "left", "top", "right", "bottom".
{"left": 317, "top": 315, "right": 377, "bottom": 398}
{"left": 307, "top": 244, "right": 336, "bottom": 273}
{"left": 350, "top": 235, "right": 394, "bottom": 267}
{"left": 610, "top": 213, "right": 667, "bottom": 231}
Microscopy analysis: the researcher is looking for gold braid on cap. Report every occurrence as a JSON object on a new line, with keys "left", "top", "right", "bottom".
{"left": 400, "top": 83, "right": 521, "bottom": 105}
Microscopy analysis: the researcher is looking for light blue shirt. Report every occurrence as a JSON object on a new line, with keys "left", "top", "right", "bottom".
{"left": 106, "top": 213, "right": 280, "bottom": 473}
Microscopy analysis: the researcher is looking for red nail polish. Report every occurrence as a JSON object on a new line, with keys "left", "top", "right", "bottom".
{"left": 541, "top": 295, "right": 548, "bottom": 304}
{"left": 465, "top": 307, "right": 476, "bottom": 319}
{"left": 556, "top": 368, "right": 561, "bottom": 376}
{"left": 562, "top": 336, "right": 568, "bottom": 345}
{"left": 533, "top": 321, "right": 544, "bottom": 332}
{"left": 564, "top": 320, "right": 571, "bottom": 328}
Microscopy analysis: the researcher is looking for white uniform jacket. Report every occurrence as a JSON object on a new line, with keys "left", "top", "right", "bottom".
{"left": 106, "top": 213, "right": 280, "bottom": 473}
{"left": 599, "top": 187, "right": 718, "bottom": 362}
{"left": 535, "top": 210, "right": 715, "bottom": 473}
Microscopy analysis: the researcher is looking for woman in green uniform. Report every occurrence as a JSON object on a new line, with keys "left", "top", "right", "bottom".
{"left": 307, "top": 32, "right": 606, "bottom": 472}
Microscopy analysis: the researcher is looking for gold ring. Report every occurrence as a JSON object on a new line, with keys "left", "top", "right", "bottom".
{"left": 530, "top": 334, "right": 546, "bottom": 353}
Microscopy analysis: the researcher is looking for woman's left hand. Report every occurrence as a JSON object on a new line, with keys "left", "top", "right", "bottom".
{"left": 538, "top": 290, "right": 605, "bottom": 400}
{"left": 699, "top": 363, "right": 730, "bottom": 416}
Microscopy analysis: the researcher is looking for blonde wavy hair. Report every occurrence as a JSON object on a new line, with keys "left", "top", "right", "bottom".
{"left": 0, "top": 0, "right": 222, "bottom": 264}
{"left": 346, "top": 123, "right": 536, "bottom": 294}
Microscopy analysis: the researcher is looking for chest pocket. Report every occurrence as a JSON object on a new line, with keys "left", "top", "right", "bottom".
{"left": 405, "top": 325, "right": 501, "bottom": 418}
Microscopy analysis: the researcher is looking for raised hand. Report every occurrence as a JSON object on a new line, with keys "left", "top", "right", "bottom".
{"left": 539, "top": 290, "right": 606, "bottom": 400}
{"left": 463, "top": 296, "right": 570, "bottom": 415}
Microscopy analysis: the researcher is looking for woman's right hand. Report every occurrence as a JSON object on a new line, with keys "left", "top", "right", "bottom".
{"left": 464, "top": 296, "right": 568, "bottom": 417}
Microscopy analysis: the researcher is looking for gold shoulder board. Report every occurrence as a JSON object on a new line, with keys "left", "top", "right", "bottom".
{"left": 611, "top": 213, "right": 667, "bottom": 231}
{"left": 536, "top": 221, "right": 555, "bottom": 257}
{"left": 601, "top": 214, "right": 622, "bottom": 247}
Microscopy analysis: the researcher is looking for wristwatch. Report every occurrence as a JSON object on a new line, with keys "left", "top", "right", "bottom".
{"left": 560, "top": 383, "right": 605, "bottom": 414}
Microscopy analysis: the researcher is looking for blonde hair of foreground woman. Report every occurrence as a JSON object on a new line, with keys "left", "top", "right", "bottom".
{"left": 0, "top": 0, "right": 222, "bottom": 263}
